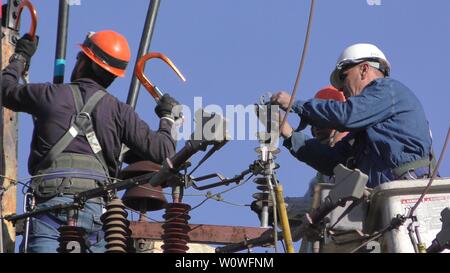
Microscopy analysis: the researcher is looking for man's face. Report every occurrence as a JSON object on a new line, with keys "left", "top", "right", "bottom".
{"left": 340, "top": 64, "right": 363, "bottom": 98}
{"left": 312, "top": 127, "right": 335, "bottom": 143}
{"left": 340, "top": 63, "right": 369, "bottom": 98}
{"left": 70, "top": 52, "right": 86, "bottom": 82}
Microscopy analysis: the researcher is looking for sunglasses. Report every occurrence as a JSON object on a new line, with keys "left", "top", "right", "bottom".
{"left": 339, "top": 70, "right": 349, "bottom": 82}
{"left": 338, "top": 62, "right": 362, "bottom": 82}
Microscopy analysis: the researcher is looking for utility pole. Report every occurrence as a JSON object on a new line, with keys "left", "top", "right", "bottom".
{"left": 0, "top": 0, "right": 21, "bottom": 253}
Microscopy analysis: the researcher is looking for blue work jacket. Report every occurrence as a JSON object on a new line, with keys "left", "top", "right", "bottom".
{"left": 283, "top": 78, "right": 433, "bottom": 188}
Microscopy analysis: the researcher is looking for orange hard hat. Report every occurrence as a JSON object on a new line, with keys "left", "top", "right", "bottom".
{"left": 314, "top": 86, "right": 346, "bottom": 102}
{"left": 79, "top": 30, "right": 131, "bottom": 77}
{"left": 312, "top": 86, "right": 348, "bottom": 144}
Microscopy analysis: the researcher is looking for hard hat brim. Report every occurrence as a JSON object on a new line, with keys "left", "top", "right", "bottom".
{"left": 79, "top": 45, "right": 126, "bottom": 78}
{"left": 330, "top": 68, "right": 343, "bottom": 90}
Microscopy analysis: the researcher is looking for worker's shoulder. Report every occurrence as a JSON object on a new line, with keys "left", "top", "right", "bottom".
{"left": 373, "top": 77, "right": 413, "bottom": 91}
{"left": 97, "top": 92, "right": 137, "bottom": 116}
{"left": 27, "top": 82, "right": 72, "bottom": 100}
{"left": 368, "top": 78, "right": 416, "bottom": 97}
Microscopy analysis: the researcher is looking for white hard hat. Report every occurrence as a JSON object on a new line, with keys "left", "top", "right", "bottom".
{"left": 330, "top": 43, "right": 391, "bottom": 89}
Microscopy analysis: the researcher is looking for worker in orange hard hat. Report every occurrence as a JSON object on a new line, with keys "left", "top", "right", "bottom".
{"left": 282, "top": 87, "right": 348, "bottom": 242}
{"left": 70, "top": 30, "right": 131, "bottom": 89}
{"left": 2, "top": 31, "right": 181, "bottom": 253}
{"left": 252, "top": 86, "right": 349, "bottom": 234}
{"left": 279, "top": 86, "right": 348, "bottom": 148}
{"left": 79, "top": 30, "right": 130, "bottom": 77}
{"left": 310, "top": 86, "right": 348, "bottom": 147}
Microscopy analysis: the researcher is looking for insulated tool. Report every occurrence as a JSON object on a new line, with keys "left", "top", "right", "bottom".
{"left": 14, "top": 0, "right": 37, "bottom": 40}
{"left": 14, "top": 0, "right": 37, "bottom": 84}
{"left": 135, "top": 52, "right": 186, "bottom": 101}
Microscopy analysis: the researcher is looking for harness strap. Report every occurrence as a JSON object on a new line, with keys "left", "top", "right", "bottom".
{"left": 71, "top": 84, "right": 83, "bottom": 113}
{"left": 35, "top": 85, "right": 107, "bottom": 174}
{"left": 30, "top": 167, "right": 107, "bottom": 201}
{"left": 392, "top": 157, "right": 433, "bottom": 178}
{"left": 35, "top": 168, "right": 109, "bottom": 181}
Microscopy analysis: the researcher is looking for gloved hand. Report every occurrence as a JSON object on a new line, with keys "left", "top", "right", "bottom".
{"left": 155, "top": 93, "right": 182, "bottom": 121}
{"left": 15, "top": 34, "right": 39, "bottom": 64}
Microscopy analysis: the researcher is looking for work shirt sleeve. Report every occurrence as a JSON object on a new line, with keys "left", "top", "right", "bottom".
{"left": 118, "top": 102, "right": 177, "bottom": 164}
{"left": 1, "top": 60, "right": 47, "bottom": 114}
{"left": 291, "top": 79, "right": 396, "bottom": 132}
{"left": 283, "top": 131, "right": 353, "bottom": 176}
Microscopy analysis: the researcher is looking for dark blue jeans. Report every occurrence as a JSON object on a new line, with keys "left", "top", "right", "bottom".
{"left": 21, "top": 195, "right": 106, "bottom": 253}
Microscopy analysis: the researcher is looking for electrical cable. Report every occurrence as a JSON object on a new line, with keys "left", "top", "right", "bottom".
{"left": 215, "top": 200, "right": 250, "bottom": 207}
{"left": 408, "top": 127, "right": 450, "bottom": 218}
{"left": 123, "top": 174, "right": 255, "bottom": 225}
{"left": 280, "top": 0, "right": 316, "bottom": 128}
{"left": 349, "top": 232, "right": 383, "bottom": 253}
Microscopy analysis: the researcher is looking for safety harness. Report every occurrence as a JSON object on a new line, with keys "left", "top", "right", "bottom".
{"left": 30, "top": 84, "right": 110, "bottom": 202}
{"left": 391, "top": 154, "right": 437, "bottom": 179}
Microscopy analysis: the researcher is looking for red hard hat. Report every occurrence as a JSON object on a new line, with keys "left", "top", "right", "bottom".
{"left": 314, "top": 86, "right": 346, "bottom": 102}
{"left": 79, "top": 30, "right": 131, "bottom": 77}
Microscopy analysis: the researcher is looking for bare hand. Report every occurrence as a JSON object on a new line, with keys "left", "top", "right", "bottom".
{"left": 270, "top": 92, "right": 292, "bottom": 111}
{"left": 279, "top": 111, "right": 294, "bottom": 139}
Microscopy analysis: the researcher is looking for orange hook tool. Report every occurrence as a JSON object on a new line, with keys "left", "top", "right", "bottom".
{"left": 14, "top": 0, "right": 38, "bottom": 40}
{"left": 135, "top": 52, "right": 186, "bottom": 101}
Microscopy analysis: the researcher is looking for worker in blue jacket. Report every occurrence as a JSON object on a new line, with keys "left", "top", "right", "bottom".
{"left": 271, "top": 43, "right": 434, "bottom": 189}
{"left": 2, "top": 32, "right": 180, "bottom": 252}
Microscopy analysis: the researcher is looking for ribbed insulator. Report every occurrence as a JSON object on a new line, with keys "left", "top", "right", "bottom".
{"left": 161, "top": 203, "right": 191, "bottom": 253}
{"left": 252, "top": 177, "right": 274, "bottom": 210}
{"left": 101, "top": 198, "right": 131, "bottom": 253}
{"left": 57, "top": 226, "right": 87, "bottom": 253}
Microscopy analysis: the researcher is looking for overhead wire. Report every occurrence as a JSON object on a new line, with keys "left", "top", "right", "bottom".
{"left": 123, "top": 174, "right": 255, "bottom": 225}
{"left": 4, "top": 168, "right": 252, "bottom": 224}
{"left": 280, "top": 0, "right": 316, "bottom": 129}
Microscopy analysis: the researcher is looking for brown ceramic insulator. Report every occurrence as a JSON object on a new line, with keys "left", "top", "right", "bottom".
{"left": 57, "top": 226, "right": 87, "bottom": 253}
{"left": 120, "top": 161, "right": 168, "bottom": 212}
{"left": 120, "top": 161, "right": 161, "bottom": 179}
{"left": 161, "top": 203, "right": 191, "bottom": 253}
{"left": 102, "top": 198, "right": 131, "bottom": 253}
{"left": 122, "top": 184, "right": 167, "bottom": 212}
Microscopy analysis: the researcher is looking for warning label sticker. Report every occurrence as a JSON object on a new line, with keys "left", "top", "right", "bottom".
{"left": 401, "top": 196, "right": 449, "bottom": 204}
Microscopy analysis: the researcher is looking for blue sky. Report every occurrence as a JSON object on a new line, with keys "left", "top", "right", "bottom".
{"left": 10, "top": 0, "right": 450, "bottom": 252}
